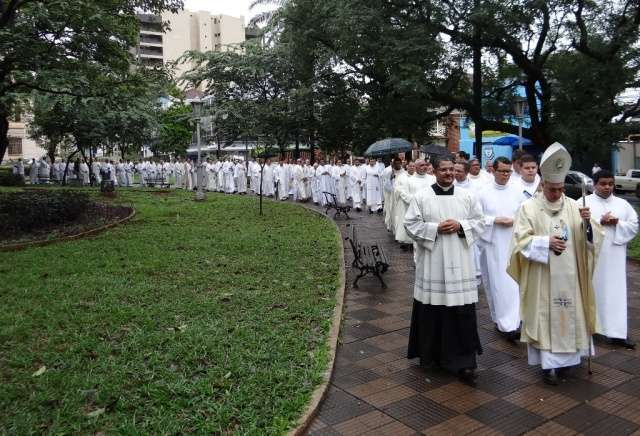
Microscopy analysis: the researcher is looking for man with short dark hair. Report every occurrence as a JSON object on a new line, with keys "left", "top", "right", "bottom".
{"left": 404, "top": 156, "right": 485, "bottom": 385}
{"left": 477, "top": 157, "right": 526, "bottom": 341}
{"left": 584, "top": 170, "right": 639, "bottom": 349}
{"left": 453, "top": 161, "right": 473, "bottom": 190}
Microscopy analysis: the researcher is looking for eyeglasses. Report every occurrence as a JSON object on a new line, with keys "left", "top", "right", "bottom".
{"left": 496, "top": 169, "right": 513, "bottom": 174}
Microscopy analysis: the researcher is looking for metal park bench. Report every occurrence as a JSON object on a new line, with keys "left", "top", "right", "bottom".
{"left": 345, "top": 225, "right": 390, "bottom": 288}
{"left": 323, "top": 191, "right": 351, "bottom": 220}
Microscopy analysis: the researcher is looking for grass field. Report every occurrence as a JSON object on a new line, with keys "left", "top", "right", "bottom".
{"left": 0, "top": 189, "right": 341, "bottom": 434}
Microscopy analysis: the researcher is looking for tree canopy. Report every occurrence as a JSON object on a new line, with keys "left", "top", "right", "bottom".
{"left": 0, "top": 0, "right": 183, "bottom": 163}
{"left": 185, "top": 0, "right": 640, "bottom": 165}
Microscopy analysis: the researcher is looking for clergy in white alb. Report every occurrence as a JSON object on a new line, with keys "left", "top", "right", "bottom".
{"left": 507, "top": 142, "right": 603, "bottom": 385}
{"left": 332, "top": 161, "right": 349, "bottom": 205}
{"left": 274, "top": 161, "right": 290, "bottom": 200}
{"left": 349, "top": 160, "right": 366, "bottom": 210}
{"left": 477, "top": 157, "right": 526, "bottom": 339}
{"left": 364, "top": 159, "right": 383, "bottom": 213}
{"left": 404, "top": 156, "right": 485, "bottom": 384}
{"left": 584, "top": 170, "right": 639, "bottom": 349}
{"left": 392, "top": 161, "right": 435, "bottom": 245}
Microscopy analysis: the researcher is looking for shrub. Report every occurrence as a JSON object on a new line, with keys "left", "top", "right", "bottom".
{"left": 0, "top": 190, "right": 90, "bottom": 233}
{"left": 0, "top": 167, "right": 25, "bottom": 186}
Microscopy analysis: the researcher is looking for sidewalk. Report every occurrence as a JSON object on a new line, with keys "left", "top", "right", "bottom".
{"left": 308, "top": 207, "right": 640, "bottom": 436}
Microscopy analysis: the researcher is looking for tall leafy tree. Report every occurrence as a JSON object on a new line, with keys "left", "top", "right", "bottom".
{"left": 0, "top": 0, "right": 183, "bottom": 163}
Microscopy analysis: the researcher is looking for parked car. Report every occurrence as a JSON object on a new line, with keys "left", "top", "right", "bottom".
{"left": 564, "top": 171, "right": 594, "bottom": 200}
{"left": 615, "top": 169, "right": 640, "bottom": 198}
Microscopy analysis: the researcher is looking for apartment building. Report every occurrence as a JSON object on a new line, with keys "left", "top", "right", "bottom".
{"left": 135, "top": 10, "right": 246, "bottom": 82}
{"left": 6, "top": 115, "right": 46, "bottom": 162}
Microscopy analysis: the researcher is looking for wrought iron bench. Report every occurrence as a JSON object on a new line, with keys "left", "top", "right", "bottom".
{"left": 323, "top": 191, "right": 351, "bottom": 220}
{"left": 345, "top": 225, "right": 390, "bottom": 288}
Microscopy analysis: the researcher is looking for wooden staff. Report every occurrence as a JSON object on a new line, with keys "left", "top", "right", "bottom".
{"left": 581, "top": 177, "right": 593, "bottom": 375}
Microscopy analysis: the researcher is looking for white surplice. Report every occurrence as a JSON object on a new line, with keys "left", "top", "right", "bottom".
{"left": 392, "top": 173, "right": 435, "bottom": 243}
{"left": 365, "top": 165, "right": 383, "bottom": 211}
{"left": 585, "top": 193, "right": 639, "bottom": 339}
{"left": 477, "top": 181, "right": 526, "bottom": 332}
{"left": 404, "top": 185, "right": 485, "bottom": 306}
{"left": 333, "top": 164, "right": 349, "bottom": 205}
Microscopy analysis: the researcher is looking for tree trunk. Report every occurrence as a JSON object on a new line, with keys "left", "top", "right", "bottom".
{"left": 0, "top": 106, "right": 9, "bottom": 165}
{"left": 63, "top": 149, "right": 79, "bottom": 185}
{"left": 472, "top": 0, "right": 483, "bottom": 159}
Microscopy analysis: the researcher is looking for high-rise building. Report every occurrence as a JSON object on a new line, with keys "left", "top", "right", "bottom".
{"left": 135, "top": 10, "right": 246, "bottom": 84}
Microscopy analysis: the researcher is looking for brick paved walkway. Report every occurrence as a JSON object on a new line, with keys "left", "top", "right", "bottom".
{"left": 307, "top": 207, "right": 640, "bottom": 436}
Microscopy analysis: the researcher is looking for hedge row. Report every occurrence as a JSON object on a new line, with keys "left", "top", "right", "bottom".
{"left": 0, "top": 190, "right": 90, "bottom": 233}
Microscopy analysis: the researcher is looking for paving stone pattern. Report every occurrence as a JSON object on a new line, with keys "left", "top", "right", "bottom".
{"left": 307, "top": 207, "right": 640, "bottom": 436}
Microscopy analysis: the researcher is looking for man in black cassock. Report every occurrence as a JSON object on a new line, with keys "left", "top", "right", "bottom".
{"left": 403, "top": 156, "right": 485, "bottom": 385}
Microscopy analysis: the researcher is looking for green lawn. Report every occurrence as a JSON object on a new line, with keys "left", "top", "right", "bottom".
{"left": 0, "top": 190, "right": 341, "bottom": 434}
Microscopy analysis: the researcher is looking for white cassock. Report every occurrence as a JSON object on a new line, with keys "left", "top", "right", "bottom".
{"left": 174, "top": 163, "right": 184, "bottom": 188}
{"left": 381, "top": 166, "right": 394, "bottom": 228}
{"left": 365, "top": 165, "right": 383, "bottom": 211}
{"left": 318, "top": 165, "right": 334, "bottom": 203}
{"left": 311, "top": 166, "right": 322, "bottom": 204}
{"left": 126, "top": 163, "right": 135, "bottom": 186}
{"left": 393, "top": 173, "right": 435, "bottom": 243}
{"left": 206, "top": 163, "right": 216, "bottom": 191}
{"left": 294, "top": 165, "right": 308, "bottom": 200}
{"left": 214, "top": 162, "right": 222, "bottom": 192}
{"left": 223, "top": 162, "right": 235, "bottom": 193}
{"left": 469, "top": 172, "right": 492, "bottom": 188}
{"left": 116, "top": 163, "right": 126, "bottom": 186}
{"left": 29, "top": 160, "right": 38, "bottom": 183}
{"left": 477, "top": 181, "right": 526, "bottom": 333}
{"left": 249, "top": 162, "right": 259, "bottom": 193}
{"left": 404, "top": 184, "right": 485, "bottom": 305}
{"left": 261, "top": 164, "right": 275, "bottom": 196}
{"left": 333, "top": 165, "right": 349, "bottom": 205}
{"left": 92, "top": 162, "right": 101, "bottom": 184}
{"left": 274, "top": 164, "right": 289, "bottom": 199}
{"left": 235, "top": 163, "right": 247, "bottom": 193}
{"left": 349, "top": 165, "right": 365, "bottom": 208}
{"left": 585, "top": 193, "right": 639, "bottom": 339}
{"left": 137, "top": 163, "right": 147, "bottom": 187}
{"left": 185, "top": 162, "right": 193, "bottom": 190}
{"left": 517, "top": 175, "right": 541, "bottom": 199}
{"left": 288, "top": 164, "right": 296, "bottom": 197}
{"left": 303, "top": 165, "right": 315, "bottom": 201}
{"left": 455, "top": 177, "right": 483, "bottom": 277}
{"left": 79, "top": 163, "right": 90, "bottom": 185}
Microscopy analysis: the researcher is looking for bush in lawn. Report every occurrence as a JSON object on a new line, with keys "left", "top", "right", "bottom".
{"left": 0, "top": 167, "right": 25, "bottom": 186}
{"left": 0, "top": 190, "right": 90, "bottom": 233}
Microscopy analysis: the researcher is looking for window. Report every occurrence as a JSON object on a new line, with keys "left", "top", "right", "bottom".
{"left": 631, "top": 171, "right": 640, "bottom": 178}
{"left": 8, "top": 137, "right": 22, "bottom": 155}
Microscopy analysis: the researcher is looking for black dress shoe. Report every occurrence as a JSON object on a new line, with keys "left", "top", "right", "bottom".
{"left": 458, "top": 368, "right": 478, "bottom": 386}
{"left": 608, "top": 337, "right": 636, "bottom": 350}
{"left": 543, "top": 369, "right": 559, "bottom": 386}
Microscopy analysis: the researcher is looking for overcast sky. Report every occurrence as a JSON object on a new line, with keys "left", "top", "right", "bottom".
{"left": 183, "top": 0, "right": 264, "bottom": 23}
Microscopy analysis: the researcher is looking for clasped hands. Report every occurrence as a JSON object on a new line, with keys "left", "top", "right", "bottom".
{"left": 600, "top": 211, "right": 619, "bottom": 226}
{"left": 437, "top": 219, "right": 461, "bottom": 234}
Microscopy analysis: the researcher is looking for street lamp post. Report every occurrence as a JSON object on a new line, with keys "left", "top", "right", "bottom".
{"left": 514, "top": 96, "right": 528, "bottom": 151}
{"left": 190, "top": 98, "right": 205, "bottom": 201}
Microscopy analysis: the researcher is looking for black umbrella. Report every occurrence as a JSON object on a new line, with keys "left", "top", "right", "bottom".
{"left": 421, "top": 143, "right": 451, "bottom": 158}
{"left": 364, "top": 138, "right": 413, "bottom": 157}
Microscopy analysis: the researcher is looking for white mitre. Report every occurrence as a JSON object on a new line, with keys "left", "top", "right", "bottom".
{"left": 539, "top": 142, "right": 571, "bottom": 183}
